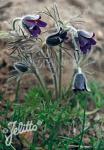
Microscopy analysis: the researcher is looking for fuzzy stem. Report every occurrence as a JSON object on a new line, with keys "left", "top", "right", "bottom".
{"left": 48, "top": 58, "right": 58, "bottom": 98}
{"left": 31, "top": 65, "right": 48, "bottom": 100}
{"left": 41, "top": 48, "right": 58, "bottom": 99}
{"left": 58, "top": 45, "right": 62, "bottom": 98}
{"left": 78, "top": 100, "right": 87, "bottom": 149}
{"left": 47, "top": 50, "right": 58, "bottom": 99}
{"left": 15, "top": 78, "right": 21, "bottom": 102}
{"left": 72, "top": 34, "right": 80, "bottom": 67}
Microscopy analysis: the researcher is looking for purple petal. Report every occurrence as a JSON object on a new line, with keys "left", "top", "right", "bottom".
{"left": 80, "top": 46, "right": 88, "bottom": 54}
{"left": 30, "top": 26, "right": 41, "bottom": 37}
{"left": 22, "top": 17, "right": 35, "bottom": 28}
{"left": 78, "top": 30, "right": 94, "bottom": 38}
{"left": 78, "top": 35, "right": 89, "bottom": 47}
{"left": 90, "top": 38, "right": 96, "bottom": 45}
{"left": 37, "top": 20, "right": 47, "bottom": 27}
{"left": 80, "top": 43, "right": 91, "bottom": 54}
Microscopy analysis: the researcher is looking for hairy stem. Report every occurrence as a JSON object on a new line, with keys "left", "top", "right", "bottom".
{"left": 47, "top": 49, "right": 58, "bottom": 99}
{"left": 59, "top": 45, "right": 62, "bottom": 98}
{"left": 41, "top": 48, "right": 58, "bottom": 99}
{"left": 15, "top": 78, "right": 21, "bottom": 102}
{"left": 31, "top": 64, "right": 48, "bottom": 100}
{"left": 78, "top": 100, "right": 87, "bottom": 149}
{"left": 72, "top": 35, "right": 80, "bottom": 66}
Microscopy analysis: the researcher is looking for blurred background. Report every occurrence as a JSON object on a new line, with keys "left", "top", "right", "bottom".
{"left": 0, "top": 0, "right": 104, "bottom": 101}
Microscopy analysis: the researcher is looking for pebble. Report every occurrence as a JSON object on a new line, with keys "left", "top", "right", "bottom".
{"left": 96, "top": 30, "right": 104, "bottom": 40}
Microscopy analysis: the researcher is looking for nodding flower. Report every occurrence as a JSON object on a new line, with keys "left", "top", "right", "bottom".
{"left": 46, "top": 27, "right": 68, "bottom": 46}
{"left": 14, "top": 62, "right": 28, "bottom": 73}
{"left": 22, "top": 15, "right": 47, "bottom": 37}
{"left": 72, "top": 67, "right": 90, "bottom": 92}
{"left": 75, "top": 30, "right": 96, "bottom": 54}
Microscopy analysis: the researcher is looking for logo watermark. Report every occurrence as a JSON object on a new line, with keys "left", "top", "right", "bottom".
{"left": 2, "top": 120, "right": 43, "bottom": 146}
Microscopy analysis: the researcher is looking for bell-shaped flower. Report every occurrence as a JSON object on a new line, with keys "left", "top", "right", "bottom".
{"left": 14, "top": 62, "right": 28, "bottom": 73}
{"left": 75, "top": 30, "right": 96, "bottom": 54}
{"left": 22, "top": 15, "right": 47, "bottom": 37}
{"left": 72, "top": 67, "right": 90, "bottom": 92}
{"left": 46, "top": 28, "right": 68, "bottom": 46}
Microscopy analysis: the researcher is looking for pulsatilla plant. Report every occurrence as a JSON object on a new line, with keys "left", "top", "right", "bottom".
{"left": 0, "top": 3, "right": 99, "bottom": 150}
{"left": 7, "top": 4, "right": 96, "bottom": 100}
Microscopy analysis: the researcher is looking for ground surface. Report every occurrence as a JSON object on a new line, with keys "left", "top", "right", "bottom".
{"left": 0, "top": 0, "right": 104, "bottom": 101}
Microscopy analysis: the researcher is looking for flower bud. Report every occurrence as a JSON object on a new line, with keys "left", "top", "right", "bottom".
{"left": 14, "top": 63, "right": 28, "bottom": 73}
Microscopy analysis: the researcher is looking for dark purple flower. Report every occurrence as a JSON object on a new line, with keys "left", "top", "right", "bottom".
{"left": 14, "top": 62, "right": 28, "bottom": 73}
{"left": 72, "top": 68, "right": 90, "bottom": 92}
{"left": 46, "top": 28, "right": 68, "bottom": 46}
{"left": 76, "top": 30, "right": 96, "bottom": 54}
{"left": 22, "top": 15, "right": 47, "bottom": 37}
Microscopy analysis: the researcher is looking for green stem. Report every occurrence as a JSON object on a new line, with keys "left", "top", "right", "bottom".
{"left": 41, "top": 48, "right": 58, "bottom": 99}
{"left": 48, "top": 57, "right": 58, "bottom": 99}
{"left": 78, "top": 101, "right": 87, "bottom": 149}
{"left": 72, "top": 35, "right": 80, "bottom": 66}
{"left": 12, "top": 18, "right": 21, "bottom": 30}
{"left": 15, "top": 78, "right": 21, "bottom": 102}
{"left": 32, "top": 65, "right": 49, "bottom": 100}
{"left": 59, "top": 45, "right": 62, "bottom": 98}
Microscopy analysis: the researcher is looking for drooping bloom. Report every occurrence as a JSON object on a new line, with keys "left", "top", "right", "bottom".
{"left": 46, "top": 28, "right": 68, "bottom": 46}
{"left": 75, "top": 30, "right": 96, "bottom": 54}
{"left": 14, "top": 62, "right": 28, "bottom": 73}
{"left": 22, "top": 15, "right": 47, "bottom": 37}
{"left": 72, "top": 67, "right": 90, "bottom": 92}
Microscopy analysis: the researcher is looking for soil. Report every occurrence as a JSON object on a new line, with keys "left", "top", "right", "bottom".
{"left": 0, "top": 0, "right": 104, "bottom": 101}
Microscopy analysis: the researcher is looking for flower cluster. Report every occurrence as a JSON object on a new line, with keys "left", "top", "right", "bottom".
{"left": 10, "top": 5, "right": 96, "bottom": 96}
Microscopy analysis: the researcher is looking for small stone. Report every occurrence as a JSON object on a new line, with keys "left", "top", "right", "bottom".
{"left": 19, "top": 132, "right": 34, "bottom": 147}
{"left": 96, "top": 30, "right": 104, "bottom": 40}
